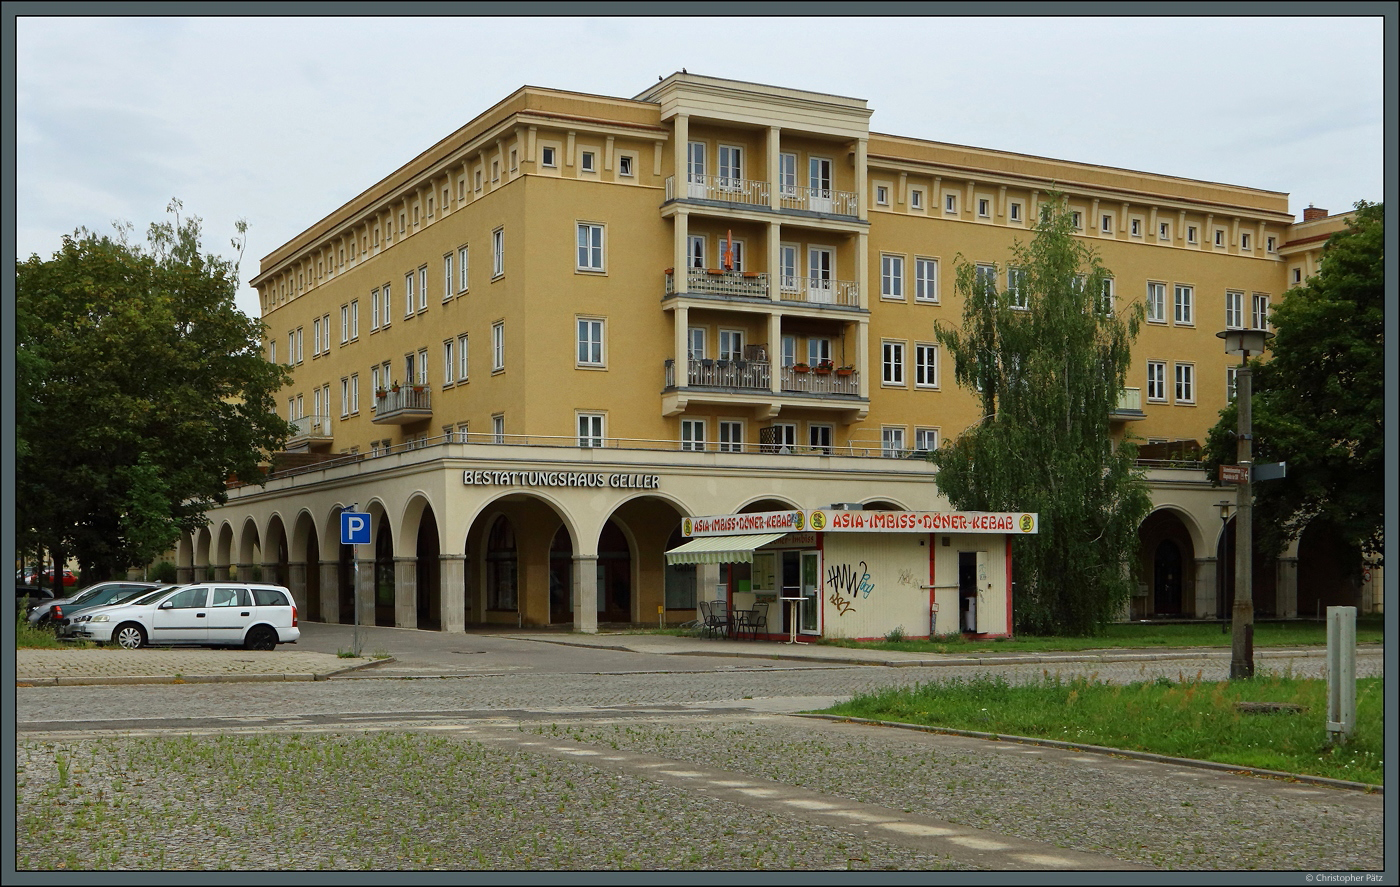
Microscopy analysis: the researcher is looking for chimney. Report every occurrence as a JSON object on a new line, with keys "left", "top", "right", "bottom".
{"left": 1303, "top": 205, "right": 1329, "bottom": 222}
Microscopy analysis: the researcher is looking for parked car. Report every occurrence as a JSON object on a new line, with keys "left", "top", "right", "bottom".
{"left": 16, "top": 568, "right": 75, "bottom": 586}
{"left": 17, "top": 584, "right": 55, "bottom": 616}
{"left": 54, "top": 583, "right": 172, "bottom": 638}
{"left": 27, "top": 581, "right": 161, "bottom": 628}
{"left": 68, "top": 583, "right": 300, "bottom": 650}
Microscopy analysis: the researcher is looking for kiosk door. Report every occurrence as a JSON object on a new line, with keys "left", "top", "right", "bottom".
{"left": 958, "top": 551, "right": 977, "bottom": 632}
{"left": 800, "top": 551, "right": 820, "bottom": 634}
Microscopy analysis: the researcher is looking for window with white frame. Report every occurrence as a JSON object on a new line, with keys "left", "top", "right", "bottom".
{"left": 351, "top": 299, "right": 359, "bottom": 340}
{"left": 418, "top": 267, "right": 427, "bottom": 310}
{"left": 382, "top": 284, "right": 393, "bottom": 327}
{"left": 1240, "top": 232, "right": 1251, "bottom": 251}
{"left": 371, "top": 289, "right": 380, "bottom": 329}
{"left": 404, "top": 272, "right": 415, "bottom": 317}
{"left": 404, "top": 352, "right": 415, "bottom": 387}
{"left": 875, "top": 185, "right": 889, "bottom": 205}
{"left": 296, "top": 328, "right": 304, "bottom": 363}
{"left": 541, "top": 146, "right": 556, "bottom": 167}
{"left": 443, "top": 254, "right": 453, "bottom": 301}
{"left": 718, "top": 421, "right": 743, "bottom": 453}
{"left": 1174, "top": 363, "right": 1194, "bottom": 403}
{"left": 269, "top": 340, "right": 276, "bottom": 364}
{"left": 915, "top": 427, "right": 939, "bottom": 453}
{"left": 322, "top": 314, "right": 330, "bottom": 351}
{"left": 492, "top": 321, "right": 504, "bottom": 371}
{"left": 718, "top": 329, "right": 743, "bottom": 362}
{"left": 1146, "top": 282, "right": 1166, "bottom": 322}
{"left": 1071, "top": 211, "right": 1083, "bottom": 230}
{"left": 581, "top": 151, "right": 596, "bottom": 173}
{"left": 1007, "top": 267, "right": 1028, "bottom": 309}
{"left": 881, "top": 427, "right": 906, "bottom": 458}
{"left": 778, "top": 153, "right": 797, "bottom": 197}
{"left": 1214, "top": 228, "right": 1225, "bottom": 248}
{"left": 915, "top": 257, "right": 938, "bottom": 302}
{"left": 975, "top": 263, "right": 997, "bottom": 297}
{"left": 1146, "top": 361, "right": 1167, "bottom": 401}
{"left": 768, "top": 423, "right": 797, "bottom": 452}
{"left": 475, "top": 169, "right": 483, "bottom": 191}
{"left": 781, "top": 335, "right": 796, "bottom": 368}
{"left": 340, "top": 378, "right": 349, "bottom": 417}
{"left": 1225, "top": 290, "right": 1244, "bottom": 328}
{"left": 312, "top": 318, "right": 322, "bottom": 355}
{"left": 458, "top": 245, "right": 469, "bottom": 292}
{"left": 910, "top": 189, "right": 923, "bottom": 210}
{"left": 1291, "top": 267, "right": 1302, "bottom": 285}
{"left": 618, "top": 155, "right": 633, "bottom": 177}
{"left": 717, "top": 145, "right": 742, "bottom": 189}
{"left": 492, "top": 228, "right": 504, "bottom": 278}
{"left": 577, "top": 223, "right": 604, "bottom": 271}
{"left": 1266, "top": 236, "right": 1277, "bottom": 253}
{"left": 945, "top": 193, "right": 957, "bottom": 214}
{"left": 809, "top": 424, "right": 833, "bottom": 454}
{"left": 443, "top": 339, "right": 455, "bottom": 384}
{"left": 1159, "top": 221, "right": 1170, "bottom": 241}
{"left": 1173, "top": 284, "right": 1194, "bottom": 325}
{"left": 491, "top": 160, "right": 499, "bottom": 182}
{"left": 1187, "top": 225, "right": 1199, "bottom": 244}
{"left": 881, "top": 254, "right": 904, "bottom": 299}
{"left": 577, "top": 317, "right": 605, "bottom": 366}
{"left": 509, "top": 150, "right": 517, "bottom": 173}
{"left": 1131, "top": 218, "right": 1142, "bottom": 237}
{"left": 1227, "top": 366, "right": 1240, "bottom": 402}
{"left": 687, "top": 327, "right": 706, "bottom": 361}
{"left": 492, "top": 413, "right": 504, "bottom": 444}
{"left": 882, "top": 341, "right": 905, "bottom": 385}
{"left": 977, "top": 198, "right": 990, "bottom": 217}
{"left": 1102, "top": 214, "right": 1113, "bottom": 233}
{"left": 458, "top": 334, "right": 469, "bottom": 381}
{"left": 340, "top": 306, "right": 349, "bottom": 344}
{"left": 577, "top": 413, "right": 605, "bottom": 448}
{"left": 915, "top": 343, "right": 938, "bottom": 388}
{"left": 1252, "top": 293, "right": 1270, "bottom": 329}
{"left": 350, "top": 373, "right": 359, "bottom": 414}
{"left": 806, "top": 337, "right": 831, "bottom": 367}
{"left": 680, "top": 419, "right": 706, "bottom": 451}
{"left": 1099, "top": 278, "right": 1115, "bottom": 315}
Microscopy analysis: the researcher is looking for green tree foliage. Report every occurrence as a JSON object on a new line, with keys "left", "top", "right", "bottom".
{"left": 16, "top": 200, "right": 292, "bottom": 587}
{"left": 933, "top": 196, "right": 1152, "bottom": 635}
{"left": 1203, "top": 202, "right": 1384, "bottom": 561}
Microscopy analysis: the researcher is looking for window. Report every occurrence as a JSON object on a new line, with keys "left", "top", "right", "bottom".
{"left": 1131, "top": 218, "right": 1142, "bottom": 237}
{"left": 492, "top": 414, "right": 504, "bottom": 444}
{"left": 418, "top": 266, "right": 427, "bottom": 310}
{"left": 882, "top": 341, "right": 905, "bottom": 386}
{"left": 443, "top": 254, "right": 453, "bottom": 301}
{"left": 915, "top": 343, "right": 938, "bottom": 388}
{"left": 1146, "top": 282, "right": 1166, "bottom": 322}
{"left": 405, "top": 272, "right": 415, "bottom": 317}
{"left": 1174, "top": 363, "right": 1194, "bottom": 403}
{"left": 1291, "top": 267, "right": 1302, "bottom": 285}
{"left": 475, "top": 169, "right": 482, "bottom": 191}
{"left": 808, "top": 424, "right": 832, "bottom": 455}
{"left": 1173, "top": 284, "right": 1194, "bottom": 325}
{"left": 295, "top": 328, "right": 304, "bottom": 363}
{"left": 458, "top": 245, "right": 469, "bottom": 292}
{"left": 371, "top": 290, "right": 380, "bottom": 329}
{"left": 541, "top": 146, "right": 556, "bottom": 167}
{"left": 1159, "top": 222, "right": 1170, "bottom": 241}
{"left": 1252, "top": 293, "right": 1270, "bottom": 329}
{"left": 492, "top": 321, "right": 504, "bottom": 371}
{"left": 443, "top": 339, "right": 455, "bottom": 384}
{"left": 577, "top": 413, "right": 605, "bottom": 448}
{"left": 687, "top": 327, "right": 706, "bottom": 360}
{"left": 975, "top": 263, "right": 997, "bottom": 297}
{"left": 312, "top": 317, "right": 322, "bottom": 355}
{"left": 577, "top": 317, "right": 605, "bottom": 366}
{"left": 491, "top": 160, "right": 499, "bottom": 182}
{"left": 340, "top": 378, "right": 349, "bottom": 417}
{"left": 1225, "top": 290, "right": 1244, "bottom": 328}
{"left": 509, "top": 150, "right": 517, "bottom": 173}
{"left": 910, "top": 189, "right": 923, "bottom": 210}
{"left": 806, "top": 337, "right": 831, "bottom": 367}
{"left": 350, "top": 299, "right": 359, "bottom": 340}
{"left": 1214, "top": 228, "right": 1225, "bottom": 248}
{"left": 718, "top": 421, "right": 743, "bottom": 453}
{"left": 681, "top": 419, "right": 706, "bottom": 451}
{"left": 577, "top": 223, "right": 604, "bottom": 271}
{"left": 580, "top": 151, "right": 595, "bottom": 172}
{"left": 1007, "top": 267, "right": 1028, "bottom": 309}
{"left": 340, "top": 306, "right": 349, "bottom": 344}
{"left": 880, "top": 254, "right": 904, "bottom": 299}
{"left": 875, "top": 185, "right": 889, "bottom": 205}
{"left": 915, "top": 257, "right": 938, "bottom": 302}
{"left": 1102, "top": 214, "right": 1113, "bottom": 233}
{"left": 767, "top": 423, "right": 797, "bottom": 453}
{"left": 1009, "top": 202, "right": 1022, "bottom": 222}
{"left": 1187, "top": 225, "right": 1198, "bottom": 244}
{"left": 1266, "top": 236, "right": 1277, "bottom": 253}
{"left": 717, "top": 145, "right": 742, "bottom": 189}
{"left": 492, "top": 228, "right": 504, "bottom": 277}
{"left": 1227, "top": 366, "right": 1240, "bottom": 403}
{"left": 269, "top": 340, "right": 276, "bottom": 364}
{"left": 1146, "top": 361, "right": 1166, "bottom": 402}
{"left": 381, "top": 284, "right": 391, "bottom": 328}
{"left": 1098, "top": 278, "right": 1115, "bottom": 315}
{"left": 618, "top": 155, "right": 633, "bottom": 177}
{"left": 404, "top": 352, "right": 415, "bottom": 387}
{"left": 945, "top": 193, "right": 957, "bottom": 214}
{"left": 350, "top": 373, "right": 359, "bottom": 414}
{"left": 781, "top": 335, "right": 796, "bottom": 368}
{"left": 915, "top": 428, "right": 939, "bottom": 454}
{"left": 458, "top": 335, "right": 469, "bottom": 381}
{"left": 718, "top": 329, "right": 743, "bottom": 362}
{"left": 1071, "top": 211, "right": 1083, "bottom": 230}
{"left": 778, "top": 153, "right": 797, "bottom": 197}
{"left": 1240, "top": 233, "right": 1251, "bottom": 251}
{"left": 977, "top": 198, "right": 990, "bottom": 218}
{"left": 881, "top": 427, "right": 906, "bottom": 459}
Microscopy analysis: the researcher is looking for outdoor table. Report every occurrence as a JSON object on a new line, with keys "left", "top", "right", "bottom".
{"left": 779, "top": 596, "right": 806, "bottom": 644}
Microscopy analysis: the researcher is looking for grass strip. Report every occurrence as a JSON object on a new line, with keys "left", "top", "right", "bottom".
{"left": 822, "top": 672, "right": 1383, "bottom": 785}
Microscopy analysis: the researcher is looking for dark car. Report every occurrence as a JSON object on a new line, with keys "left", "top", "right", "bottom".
{"left": 27, "top": 581, "right": 161, "bottom": 629}
{"left": 17, "top": 584, "right": 55, "bottom": 616}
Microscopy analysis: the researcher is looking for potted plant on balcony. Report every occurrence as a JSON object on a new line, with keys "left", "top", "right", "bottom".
{"left": 835, "top": 364, "right": 855, "bottom": 377}
{"left": 412, "top": 384, "right": 424, "bottom": 393}
{"left": 706, "top": 268, "right": 724, "bottom": 276}
{"left": 376, "top": 387, "right": 388, "bottom": 398}
{"left": 792, "top": 362, "right": 810, "bottom": 374}
{"left": 391, "top": 382, "right": 400, "bottom": 393}
{"left": 814, "top": 360, "right": 834, "bottom": 375}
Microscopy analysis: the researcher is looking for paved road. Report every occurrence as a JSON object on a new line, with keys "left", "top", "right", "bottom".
{"left": 13, "top": 624, "right": 1386, "bottom": 873}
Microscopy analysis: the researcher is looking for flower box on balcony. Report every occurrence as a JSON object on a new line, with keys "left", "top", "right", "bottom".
{"left": 836, "top": 366, "right": 855, "bottom": 377}
{"left": 412, "top": 386, "right": 424, "bottom": 393}
{"left": 793, "top": 363, "right": 810, "bottom": 373}
{"left": 741, "top": 271, "right": 760, "bottom": 279}
{"left": 706, "top": 268, "right": 724, "bottom": 275}
{"left": 376, "top": 389, "right": 388, "bottom": 398}
{"left": 814, "top": 366, "right": 832, "bottom": 375}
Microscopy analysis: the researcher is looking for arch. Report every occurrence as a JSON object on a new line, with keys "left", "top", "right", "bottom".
{"left": 264, "top": 513, "right": 289, "bottom": 587}
{"left": 373, "top": 517, "right": 395, "bottom": 626}
{"left": 1295, "top": 519, "right": 1362, "bottom": 619}
{"left": 214, "top": 522, "right": 235, "bottom": 578}
{"left": 860, "top": 498, "right": 909, "bottom": 511}
{"left": 736, "top": 495, "right": 802, "bottom": 513}
{"left": 237, "top": 516, "right": 262, "bottom": 580}
{"left": 459, "top": 490, "right": 583, "bottom": 558}
{"left": 1137, "top": 508, "right": 1198, "bottom": 619}
{"left": 462, "top": 491, "right": 578, "bottom": 629}
{"left": 414, "top": 503, "right": 441, "bottom": 629}
{"left": 176, "top": 534, "right": 194, "bottom": 570}
{"left": 398, "top": 492, "right": 436, "bottom": 558}
{"left": 605, "top": 494, "right": 694, "bottom": 627}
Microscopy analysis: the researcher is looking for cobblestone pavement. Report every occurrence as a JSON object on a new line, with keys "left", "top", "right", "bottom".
{"left": 12, "top": 629, "right": 1387, "bottom": 873}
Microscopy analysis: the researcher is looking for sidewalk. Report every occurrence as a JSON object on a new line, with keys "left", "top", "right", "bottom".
{"left": 14, "top": 630, "right": 1361, "bottom": 686}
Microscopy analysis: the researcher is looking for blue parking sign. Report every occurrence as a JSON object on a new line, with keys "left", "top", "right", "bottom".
{"left": 341, "top": 511, "right": 371, "bottom": 546}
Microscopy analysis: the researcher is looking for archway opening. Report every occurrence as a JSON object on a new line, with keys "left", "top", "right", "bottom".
{"left": 486, "top": 516, "right": 519, "bottom": 621}
{"left": 374, "top": 522, "right": 395, "bottom": 626}
{"left": 416, "top": 509, "right": 441, "bottom": 630}
{"left": 597, "top": 520, "right": 632, "bottom": 624}
{"left": 549, "top": 526, "right": 573, "bottom": 625}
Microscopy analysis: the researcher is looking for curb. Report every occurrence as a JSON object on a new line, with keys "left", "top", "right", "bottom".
{"left": 799, "top": 713, "right": 1382, "bottom": 794}
{"left": 15, "top": 657, "right": 395, "bottom": 688}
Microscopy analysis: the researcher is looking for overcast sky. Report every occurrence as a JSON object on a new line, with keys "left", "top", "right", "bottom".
{"left": 14, "top": 14, "right": 1387, "bottom": 320}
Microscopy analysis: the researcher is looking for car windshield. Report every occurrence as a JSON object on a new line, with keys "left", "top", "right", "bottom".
{"left": 65, "top": 585, "right": 107, "bottom": 605}
{"left": 123, "top": 586, "right": 179, "bottom": 607}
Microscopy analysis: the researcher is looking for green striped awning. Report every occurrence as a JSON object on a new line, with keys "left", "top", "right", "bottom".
{"left": 665, "top": 533, "right": 787, "bottom": 565}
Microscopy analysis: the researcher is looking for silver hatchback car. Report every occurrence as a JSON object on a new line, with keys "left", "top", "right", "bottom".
{"left": 68, "top": 583, "right": 300, "bottom": 650}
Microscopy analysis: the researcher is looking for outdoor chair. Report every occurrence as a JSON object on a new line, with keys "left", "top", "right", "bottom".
{"left": 739, "top": 600, "right": 769, "bottom": 639}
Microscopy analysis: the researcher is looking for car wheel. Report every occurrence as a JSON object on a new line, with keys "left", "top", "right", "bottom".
{"left": 244, "top": 625, "right": 278, "bottom": 651}
{"left": 114, "top": 623, "right": 146, "bottom": 650}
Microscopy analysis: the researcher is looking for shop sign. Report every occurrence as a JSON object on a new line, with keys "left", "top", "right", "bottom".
{"left": 682, "top": 510, "right": 805, "bottom": 537}
{"left": 463, "top": 470, "right": 659, "bottom": 489}
{"left": 810, "top": 510, "right": 1038, "bottom": 534}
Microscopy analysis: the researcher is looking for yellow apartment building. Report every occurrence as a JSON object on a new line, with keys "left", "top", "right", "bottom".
{"left": 173, "top": 73, "right": 1376, "bottom": 637}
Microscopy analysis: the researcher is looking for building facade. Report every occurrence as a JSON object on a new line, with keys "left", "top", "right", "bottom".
{"left": 174, "top": 74, "right": 1375, "bottom": 635}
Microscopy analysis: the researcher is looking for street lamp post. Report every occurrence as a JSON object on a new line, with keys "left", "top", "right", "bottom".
{"left": 1216, "top": 500, "right": 1233, "bottom": 629}
{"left": 1217, "top": 328, "right": 1274, "bottom": 680}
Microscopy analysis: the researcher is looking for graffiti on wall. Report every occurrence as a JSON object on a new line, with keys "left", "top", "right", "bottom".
{"left": 826, "top": 560, "right": 875, "bottom": 617}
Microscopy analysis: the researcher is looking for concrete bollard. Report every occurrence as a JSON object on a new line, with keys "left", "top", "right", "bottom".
{"left": 1326, "top": 605, "right": 1356, "bottom": 744}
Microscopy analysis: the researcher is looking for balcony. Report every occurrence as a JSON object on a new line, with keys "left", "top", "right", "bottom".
{"left": 1111, "top": 387, "right": 1145, "bottom": 422}
{"left": 665, "top": 357, "right": 772, "bottom": 392}
{"left": 778, "top": 276, "right": 861, "bottom": 308}
{"left": 780, "top": 365, "right": 860, "bottom": 396}
{"left": 371, "top": 386, "right": 433, "bottom": 425}
{"left": 286, "top": 414, "right": 334, "bottom": 450}
{"left": 665, "top": 174, "right": 770, "bottom": 209}
{"left": 778, "top": 185, "right": 859, "bottom": 217}
{"left": 666, "top": 268, "right": 769, "bottom": 300}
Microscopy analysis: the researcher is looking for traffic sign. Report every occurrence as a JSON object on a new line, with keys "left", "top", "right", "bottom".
{"left": 341, "top": 511, "right": 371, "bottom": 546}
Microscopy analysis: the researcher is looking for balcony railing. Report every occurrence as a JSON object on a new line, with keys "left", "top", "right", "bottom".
{"left": 665, "top": 174, "right": 770, "bottom": 208}
{"left": 778, "top": 185, "right": 859, "bottom": 217}
{"left": 781, "top": 366, "right": 860, "bottom": 396}
{"left": 287, "top": 414, "right": 333, "bottom": 444}
{"left": 778, "top": 276, "right": 861, "bottom": 307}
{"left": 666, "top": 268, "right": 770, "bottom": 299}
{"left": 1112, "top": 387, "right": 1145, "bottom": 420}
{"left": 666, "top": 358, "right": 772, "bottom": 391}
{"left": 371, "top": 386, "right": 433, "bottom": 425}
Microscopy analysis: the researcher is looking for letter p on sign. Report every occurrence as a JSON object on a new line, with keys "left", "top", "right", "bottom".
{"left": 341, "top": 511, "right": 371, "bottom": 546}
